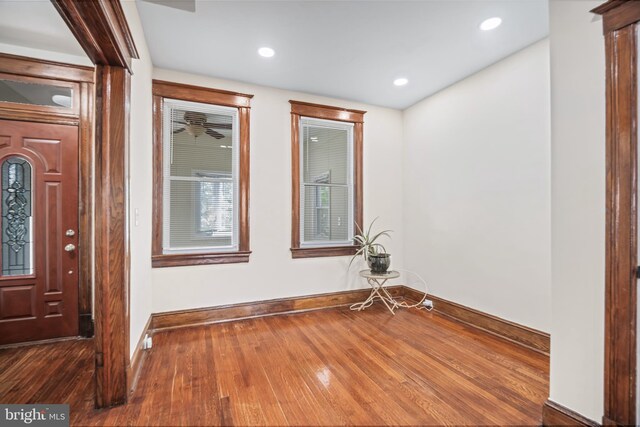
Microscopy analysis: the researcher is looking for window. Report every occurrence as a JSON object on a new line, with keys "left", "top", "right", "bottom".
{"left": 1, "top": 157, "right": 33, "bottom": 276}
{"left": 152, "top": 80, "right": 252, "bottom": 267}
{"left": 290, "top": 101, "right": 364, "bottom": 258}
{"left": 195, "top": 172, "right": 233, "bottom": 236}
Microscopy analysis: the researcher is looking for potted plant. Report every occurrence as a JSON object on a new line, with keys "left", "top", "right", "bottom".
{"left": 349, "top": 218, "right": 392, "bottom": 274}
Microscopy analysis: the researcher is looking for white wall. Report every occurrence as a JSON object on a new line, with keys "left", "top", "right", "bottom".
{"left": 402, "top": 39, "right": 552, "bottom": 332}
{"left": 151, "top": 69, "right": 404, "bottom": 313}
{"left": 121, "top": 1, "right": 154, "bottom": 359}
{"left": 0, "top": 42, "right": 91, "bottom": 67}
{"left": 549, "top": 0, "right": 605, "bottom": 422}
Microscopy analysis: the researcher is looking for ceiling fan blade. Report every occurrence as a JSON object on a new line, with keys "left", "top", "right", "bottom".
{"left": 203, "top": 122, "right": 232, "bottom": 130}
{"left": 173, "top": 128, "right": 186, "bottom": 134}
{"left": 206, "top": 129, "right": 225, "bottom": 139}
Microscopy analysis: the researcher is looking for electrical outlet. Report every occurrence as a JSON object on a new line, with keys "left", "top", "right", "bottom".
{"left": 142, "top": 334, "right": 152, "bottom": 350}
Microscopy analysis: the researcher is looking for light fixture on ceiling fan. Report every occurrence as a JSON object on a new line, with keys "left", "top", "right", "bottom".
{"left": 172, "top": 111, "right": 231, "bottom": 140}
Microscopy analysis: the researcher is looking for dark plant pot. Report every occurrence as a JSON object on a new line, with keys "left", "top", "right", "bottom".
{"left": 367, "top": 253, "right": 391, "bottom": 274}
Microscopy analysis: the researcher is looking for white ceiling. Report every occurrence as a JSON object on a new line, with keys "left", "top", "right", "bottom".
{"left": 0, "top": 0, "right": 86, "bottom": 57}
{"left": 0, "top": 1, "right": 549, "bottom": 110}
{"left": 137, "top": 0, "right": 549, "bottom": 110}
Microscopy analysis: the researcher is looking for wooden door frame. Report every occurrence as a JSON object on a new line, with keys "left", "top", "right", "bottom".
{"left": 0, "top": 53, "right": 95, "bottom": 338}
{"left": 592, "top": 1, "right": 640, "bottom": 425}
{"left": 51, "top": 0, "right": 138, "bottom": 408}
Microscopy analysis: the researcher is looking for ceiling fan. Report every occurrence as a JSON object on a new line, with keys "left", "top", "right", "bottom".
{"left": 173, "top": 111, "right": 231, "bottom": 140}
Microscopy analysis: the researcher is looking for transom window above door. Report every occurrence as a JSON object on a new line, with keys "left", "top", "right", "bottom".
{"left": 152, "top": 81, "right": 252, "bottom": 267}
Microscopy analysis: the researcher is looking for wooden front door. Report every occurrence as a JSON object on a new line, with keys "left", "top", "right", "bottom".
{"left": 0, "top": 119, "right": 79, "bottom": 345}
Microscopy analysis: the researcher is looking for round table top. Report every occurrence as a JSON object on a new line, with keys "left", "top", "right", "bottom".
{"left": 359, "top": 269, "right": 400, "bottom": 279}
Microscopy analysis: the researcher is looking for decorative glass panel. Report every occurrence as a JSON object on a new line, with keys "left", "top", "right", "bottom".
{"left": 0, "top": 79, "right": 73, "bottom": 108}
{"left": 2, "top": 157, "right": 33, "bottom": 276}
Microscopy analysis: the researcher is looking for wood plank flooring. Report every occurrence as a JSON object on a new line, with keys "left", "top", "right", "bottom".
{"left": 0, "top": 305, "right": 549, "bottom": 426}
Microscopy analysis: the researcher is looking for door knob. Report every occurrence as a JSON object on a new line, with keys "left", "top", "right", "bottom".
{"left": 64, "top": 244, "right": 76, "bottom": 252}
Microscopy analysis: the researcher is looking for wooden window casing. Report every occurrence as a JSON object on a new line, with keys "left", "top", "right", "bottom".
{"left": 290, "top": 100, "right": 365, "bottom": 259}
{"left": 152, "top": 80, "right": 252, "bottom": 267}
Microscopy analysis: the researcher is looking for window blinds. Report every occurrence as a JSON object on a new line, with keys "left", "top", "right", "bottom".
{"left": 163, "top": 98, "right": 239, "bottom": 253}
{"left": 300, "top": 117, "right": 354, "bottom": 247}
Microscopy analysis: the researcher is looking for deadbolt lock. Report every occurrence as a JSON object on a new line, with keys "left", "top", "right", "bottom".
{"left": 65, "top": 229, "right": 75, "bottom": 237}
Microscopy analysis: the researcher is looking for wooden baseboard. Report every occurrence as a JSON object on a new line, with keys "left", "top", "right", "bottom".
{"left": 127, "top": 315, "right": 152, "bottom": 395}
{"left": 151, "top": 287, "right": 407, "bottom": 331}
{"left": 150, "top": 285, "right": 549, "bottom": 357}
{"left": 542, "top": 400, "right": 599, "bottom": 426}
{"left": 0, "top": 336, "right": 82, "bottom": 350}
{"left": 403, "top": 287, "right": 550, "bottom": 355}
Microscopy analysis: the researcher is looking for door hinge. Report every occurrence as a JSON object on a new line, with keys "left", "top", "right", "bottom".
{"left": 636, "top": 266, "right": 640, "bottom": 279}
{"left": 95, "top": 352, "right": 104, "bottom": 368}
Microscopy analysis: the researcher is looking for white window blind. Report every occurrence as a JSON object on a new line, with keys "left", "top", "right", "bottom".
{"left": 162, "top": 98, "right": 239, "bottom": 253}
{"left": 300, "top": 117, "right": 354, "bottom": 247}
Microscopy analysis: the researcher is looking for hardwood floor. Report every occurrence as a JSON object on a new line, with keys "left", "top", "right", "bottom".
{"left": 0, "top": 305, "right": 549, "bottom": 426}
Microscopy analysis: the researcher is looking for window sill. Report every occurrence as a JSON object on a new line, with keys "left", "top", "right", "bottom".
{"left": 152, "top": 251, "right": 251, "bottom": 268}
{"left": 291, "top": 245, "right": 358, "bottom": 259}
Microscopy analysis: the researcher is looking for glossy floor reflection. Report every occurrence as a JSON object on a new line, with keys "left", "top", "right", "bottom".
{"left": 0, "top": 305, "right": 549, "bottom": 426}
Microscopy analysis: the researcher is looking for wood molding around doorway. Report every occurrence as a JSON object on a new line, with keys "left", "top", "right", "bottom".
{"left": 592, "top": 1, "right": 640, "bottom": 425}
{"left": 0, "top": 53, "right": 95, "bottom": 338}
{"left": 51, "top": 0, "right": 139, "bottom": 408}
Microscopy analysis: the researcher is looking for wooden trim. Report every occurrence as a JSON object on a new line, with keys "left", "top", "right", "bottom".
{"left": 151, "top": 286, "right": 404, "bottom": 332}
{"left": 593, "top": 1, "right": 640, "bottom": 34}
{"left": 603, "top": 24, "right": 638, "bottom": 427}
{"left": 151, "top": 95, "right": 163, "bottom": 256}
{"left": 402, "top": 287, "right": 550, "bottom": 355}
{"left": 152, "top": 251, "right": 251, "bottom": 268}
{"left": 542, "top": 400, "right": 600, "bottom": 427}
{"left": 589, "top": 6, "right": 640, "bottom": 423}
{"left": 149, "top": 284, "right": 546, "bottom": 360}
{"left": 51, "top": 0, "right": 138, "bottom": 71}
{"left": 290, "top": 102, "right": 364, "bottom": 257}
{"left": 291, "top": 246, "right": 358, "bottom": 259}
{"left": 291, "top": 112, "right": 300, "bottom": 250}
{"left": 93, "top": 65, "right": 130, "bottom": 408}
{"left": 354, "top": 122, "right": 364, "bottom": 230}
{"left": 53, "top": 0, "right": 138, "bottom": 410}
{"left": 0, "top": 52, "right": 94, "bottom": 83}
{"left": 152, "top": 80, "right": 253, "bottom": 108}
{"left": 151, "top": 81, "right": 252, "bottom": 268}
{"left": 127, "top": 315, "right": 152, "bottom": 396}
{"left": 78, "top": 81, "right": 94, "bottom": 337}
{"left": 289, "top": 100, "right": 366, "bottom": 123}
{"left": 239, "top": 106, "right": 251, "bottom": 253}
{"left": 590, "top": 5, "right": 640, "bottom": 426}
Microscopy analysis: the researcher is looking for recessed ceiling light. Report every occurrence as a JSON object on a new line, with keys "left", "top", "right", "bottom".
{"left": 393, "top": 78, "right": 408, "bottom": 87}
{"left": 258, "top": 47, "right": 275, "bottom": 58}
{"left": 480, "top": 17, "right": 502, "bottom": 31}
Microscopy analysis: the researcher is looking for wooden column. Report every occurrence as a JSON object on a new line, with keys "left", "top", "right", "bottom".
{"left": 93, "top": 65, "right": 131, "bottom": 407}
{"left": 603, "top": 24, "right": 638, "bottom": 426}
{"left": 592, "top": 1, "right": 640, "bottom": 425}
{"left": 51, "top": 0, "right": 138, "bottom": 408}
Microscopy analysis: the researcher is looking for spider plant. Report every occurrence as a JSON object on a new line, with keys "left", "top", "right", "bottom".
{"left": 348, "top": 218, "right": 392, "bottom": 270}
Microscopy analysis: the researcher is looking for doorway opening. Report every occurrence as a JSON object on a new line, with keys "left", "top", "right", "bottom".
{"left": 0, "top": 53, "right": 95, "bottom": 346}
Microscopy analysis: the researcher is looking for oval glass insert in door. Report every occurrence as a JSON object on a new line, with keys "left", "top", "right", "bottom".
{"left": 1, "top": 156, "right": 33, "bottom": 276}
